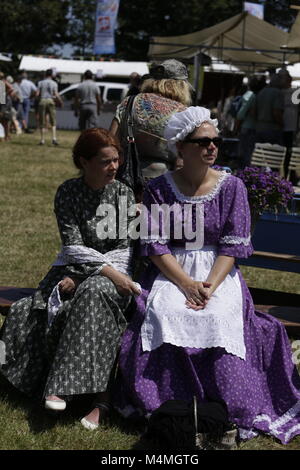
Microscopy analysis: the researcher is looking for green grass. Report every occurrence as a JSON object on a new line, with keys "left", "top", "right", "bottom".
{"left": 0, "top": 131, "right": 300, "bottom": 450}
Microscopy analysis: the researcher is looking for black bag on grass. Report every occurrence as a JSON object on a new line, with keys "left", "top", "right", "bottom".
{"left": 144, "top": 398, "right": 236, "bottom": 451}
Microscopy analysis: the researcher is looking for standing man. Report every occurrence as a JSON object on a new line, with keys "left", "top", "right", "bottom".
{"left": 0, "top": 71, "right": 17, "bottom": 140}
{"left": 19, "top": 70, "right": 37, "bottom": 133}
{"left": 254, "top": 73, "right": 284, "bottom": 145}
{"left": 75, "top": 70, "right": 102, "bottom": 130}
{"left": 278, "top": 69, "right": 299, "bottom": 178}
{"left": 36, "top": 69, "right": 62, "bottom": 146}
{"left": 126, "top": 72, "right": 141, "bottom": 97}
{"left": 236, "top": 76, "right": 264, "bottom": 169}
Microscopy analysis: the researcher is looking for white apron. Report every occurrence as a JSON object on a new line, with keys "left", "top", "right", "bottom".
{"left": 141, "top": 246, "right": 246, "bottom": 360}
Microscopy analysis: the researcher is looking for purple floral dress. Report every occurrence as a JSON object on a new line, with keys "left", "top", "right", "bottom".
{"left": 116, "top": 170, "right": 300, "bottom": 444}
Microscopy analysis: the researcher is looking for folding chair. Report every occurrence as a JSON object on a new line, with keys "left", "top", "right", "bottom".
{"left": 250, "top": 143, "right": 286, "bottom": 174}
{"left": 287, "top": 147, "right": 300, "bottom": 181}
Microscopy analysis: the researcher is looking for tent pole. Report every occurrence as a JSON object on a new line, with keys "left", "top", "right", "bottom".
{"left": 219, "top": 35, "right": 224, "bottom": 61}
{"left": 193, "top": 52, "right": 202, "bottom": 105}
{"left": 242, "top": 15, "right": 246, "bottom": 48}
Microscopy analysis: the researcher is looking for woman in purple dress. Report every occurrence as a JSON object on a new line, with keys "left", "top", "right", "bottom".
{"left": 116, "top": 107, "right": 300, "bottom": 444}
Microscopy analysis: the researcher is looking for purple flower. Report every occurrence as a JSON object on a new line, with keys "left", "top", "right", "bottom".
{"left": 236, "top": 166, "right": 294, "bottom": 214}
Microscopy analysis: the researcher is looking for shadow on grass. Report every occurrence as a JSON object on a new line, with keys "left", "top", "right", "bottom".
{"left": 0, "top": 374, "right": 148, "bottom": 445}
{"left": 0, "top": 373, "right": 65, "bottom": 433}
{"left": 0, "top": 375, "right": 99, "bottom": 434}
{"left": 8, "top": 140, "right": 71, "bottom": 150}
{"left": 108, "top": 409, "right": 149, "bottom": 449}
{"left": 1, "top": 373, "right": 300, "bottom": 450}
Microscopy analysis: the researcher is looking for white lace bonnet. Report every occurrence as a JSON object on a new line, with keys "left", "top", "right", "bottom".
{"left": 164, "top": 106, "right": 218, "bottom": 156}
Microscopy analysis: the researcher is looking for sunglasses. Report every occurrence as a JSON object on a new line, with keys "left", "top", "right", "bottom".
{"left": 183, "top": 137, "right": 223, "bottom": 148}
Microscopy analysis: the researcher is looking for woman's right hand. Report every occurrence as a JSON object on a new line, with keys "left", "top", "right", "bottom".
{"left": 180, "top": 280, "right": 212, "bottom": 310}
{"left": 59, "top": 276, "right": 80, "bottom": 294}
{"left": 110, "top": 271, "right": 141, "bottom": 297}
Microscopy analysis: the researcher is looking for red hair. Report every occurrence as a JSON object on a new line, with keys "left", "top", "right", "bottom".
{"left": 72, "top": 128, "right": 121, "bottom": 169}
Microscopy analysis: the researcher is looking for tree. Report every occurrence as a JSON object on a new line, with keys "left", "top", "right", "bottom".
{"left": 0, "top": 0, "right": 70, "bottom": 54}
{"left": 264, "top": 0, "right": 297, "bottom": 31}
{"left": 68, "top": 0, "right": 97, "bottom": 56}
{"left": 115, "top": 0, "right": 242, "bottom": 60}
{"left": 115, "top": 0, "right": 298, "bottom": 60}
{"left": 1, "top": 0, "right": 297, "bottom": 61}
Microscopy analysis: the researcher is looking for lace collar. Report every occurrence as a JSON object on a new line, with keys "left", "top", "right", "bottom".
{"left": 163, "top": 170, "right": 230, "bottom": 203}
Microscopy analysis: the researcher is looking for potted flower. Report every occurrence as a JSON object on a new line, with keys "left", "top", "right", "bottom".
{"left": 236, "top": 167, "right": 294, "bottom": 233}
{"left": 235, "top": 167, "right": 300, "bottom": 271}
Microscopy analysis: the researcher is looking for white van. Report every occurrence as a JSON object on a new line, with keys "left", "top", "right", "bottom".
{"left": 56, "top": 81, "right": 129, "bottom": 130}
{"left": 59, "top": 81, "right": 128, "bottom": 109}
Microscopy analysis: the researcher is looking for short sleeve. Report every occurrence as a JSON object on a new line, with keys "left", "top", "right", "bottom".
{"left": 218, "top": 177, "right": 253, "bottom": 258}
{"left": 139, "top": 183, "right": 172, "bottom": 257}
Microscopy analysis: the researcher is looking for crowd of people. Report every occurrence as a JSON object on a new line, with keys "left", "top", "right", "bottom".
{"left": 217, "top": 69, "right": 299, "bottom": 180}
{"left": 0, "top": 69, "right": 61, "bottom": 145}
{"left": 1, "top": 59, "right": 300, "bottom": 449}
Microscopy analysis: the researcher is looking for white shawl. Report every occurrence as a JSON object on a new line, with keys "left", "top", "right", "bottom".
{"left": 47, "top": 245, "right": 141, "bottom": 326}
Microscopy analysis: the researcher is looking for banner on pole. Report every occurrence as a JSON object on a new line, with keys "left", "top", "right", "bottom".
{"left": 244, "top": 2, "right": 264, "bottom": 20}
{"left": 93, "top": 0, "right": 120, "bottom": 55}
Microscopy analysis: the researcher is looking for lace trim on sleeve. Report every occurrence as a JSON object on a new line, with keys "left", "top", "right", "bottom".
{"left": 141, "top": 238, "right": 169, "bottom": 245}
{"left": 219, "top": 235, "right": 251, "bottom": 246}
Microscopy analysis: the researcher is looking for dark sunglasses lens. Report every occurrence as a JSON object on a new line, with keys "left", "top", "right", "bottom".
{"left": 198, "top": 138, "right": 211, "bottom": 147}
{"left": 213, "top": 138, "right": 222, "bottom": 147}
{"left": 198, "top": 138, "right": 222, "bottom": 147}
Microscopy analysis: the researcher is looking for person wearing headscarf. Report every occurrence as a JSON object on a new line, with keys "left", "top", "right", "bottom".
{"left": 109, "top": 59, "right": 192, "bottom": 179}
{"left": 115, "top": 106, "right": 300, "bottom": 445}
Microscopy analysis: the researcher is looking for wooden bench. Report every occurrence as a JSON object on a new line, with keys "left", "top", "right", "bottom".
{"left": 238, "top": 202, "right": 300, "bottom": 273}
{"left": 0, "top": 285, "right": 299, "bottom": 336}
{"left": 250, "top": 287, "right": 300, "bottom": 337}
{"left": 240, "top": 250, "right": 300, "bottom": 273}
{"left": 0, "top": 286, "right": 36, "bottom": 316}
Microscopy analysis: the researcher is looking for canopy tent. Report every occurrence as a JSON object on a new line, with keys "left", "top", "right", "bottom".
{"left": 285, "top": 11, "right": 300, "bottom": 49}
{"left": 148, "top": 12, "right": 300, "bottom": 69}
{"left": 18, "top": 56, "right": 149, "bottom": 83}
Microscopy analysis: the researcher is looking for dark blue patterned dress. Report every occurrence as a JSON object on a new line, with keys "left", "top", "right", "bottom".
{"left": 0, "top": 177, "right": 135, "bottom": 398}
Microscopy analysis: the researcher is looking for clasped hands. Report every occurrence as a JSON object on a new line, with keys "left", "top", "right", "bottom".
{"left": 181, "top": 279, "right": 213, "bottom": 311}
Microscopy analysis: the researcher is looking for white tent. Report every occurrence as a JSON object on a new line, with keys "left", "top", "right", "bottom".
{"left": 0, "top": 53, "right": 11, "bottom": 62}
{"left": 19, "top": 56, "right": 149, "bottom": 83}
{"left": 204, "top": 59, "right": 242, "bottom": 74}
